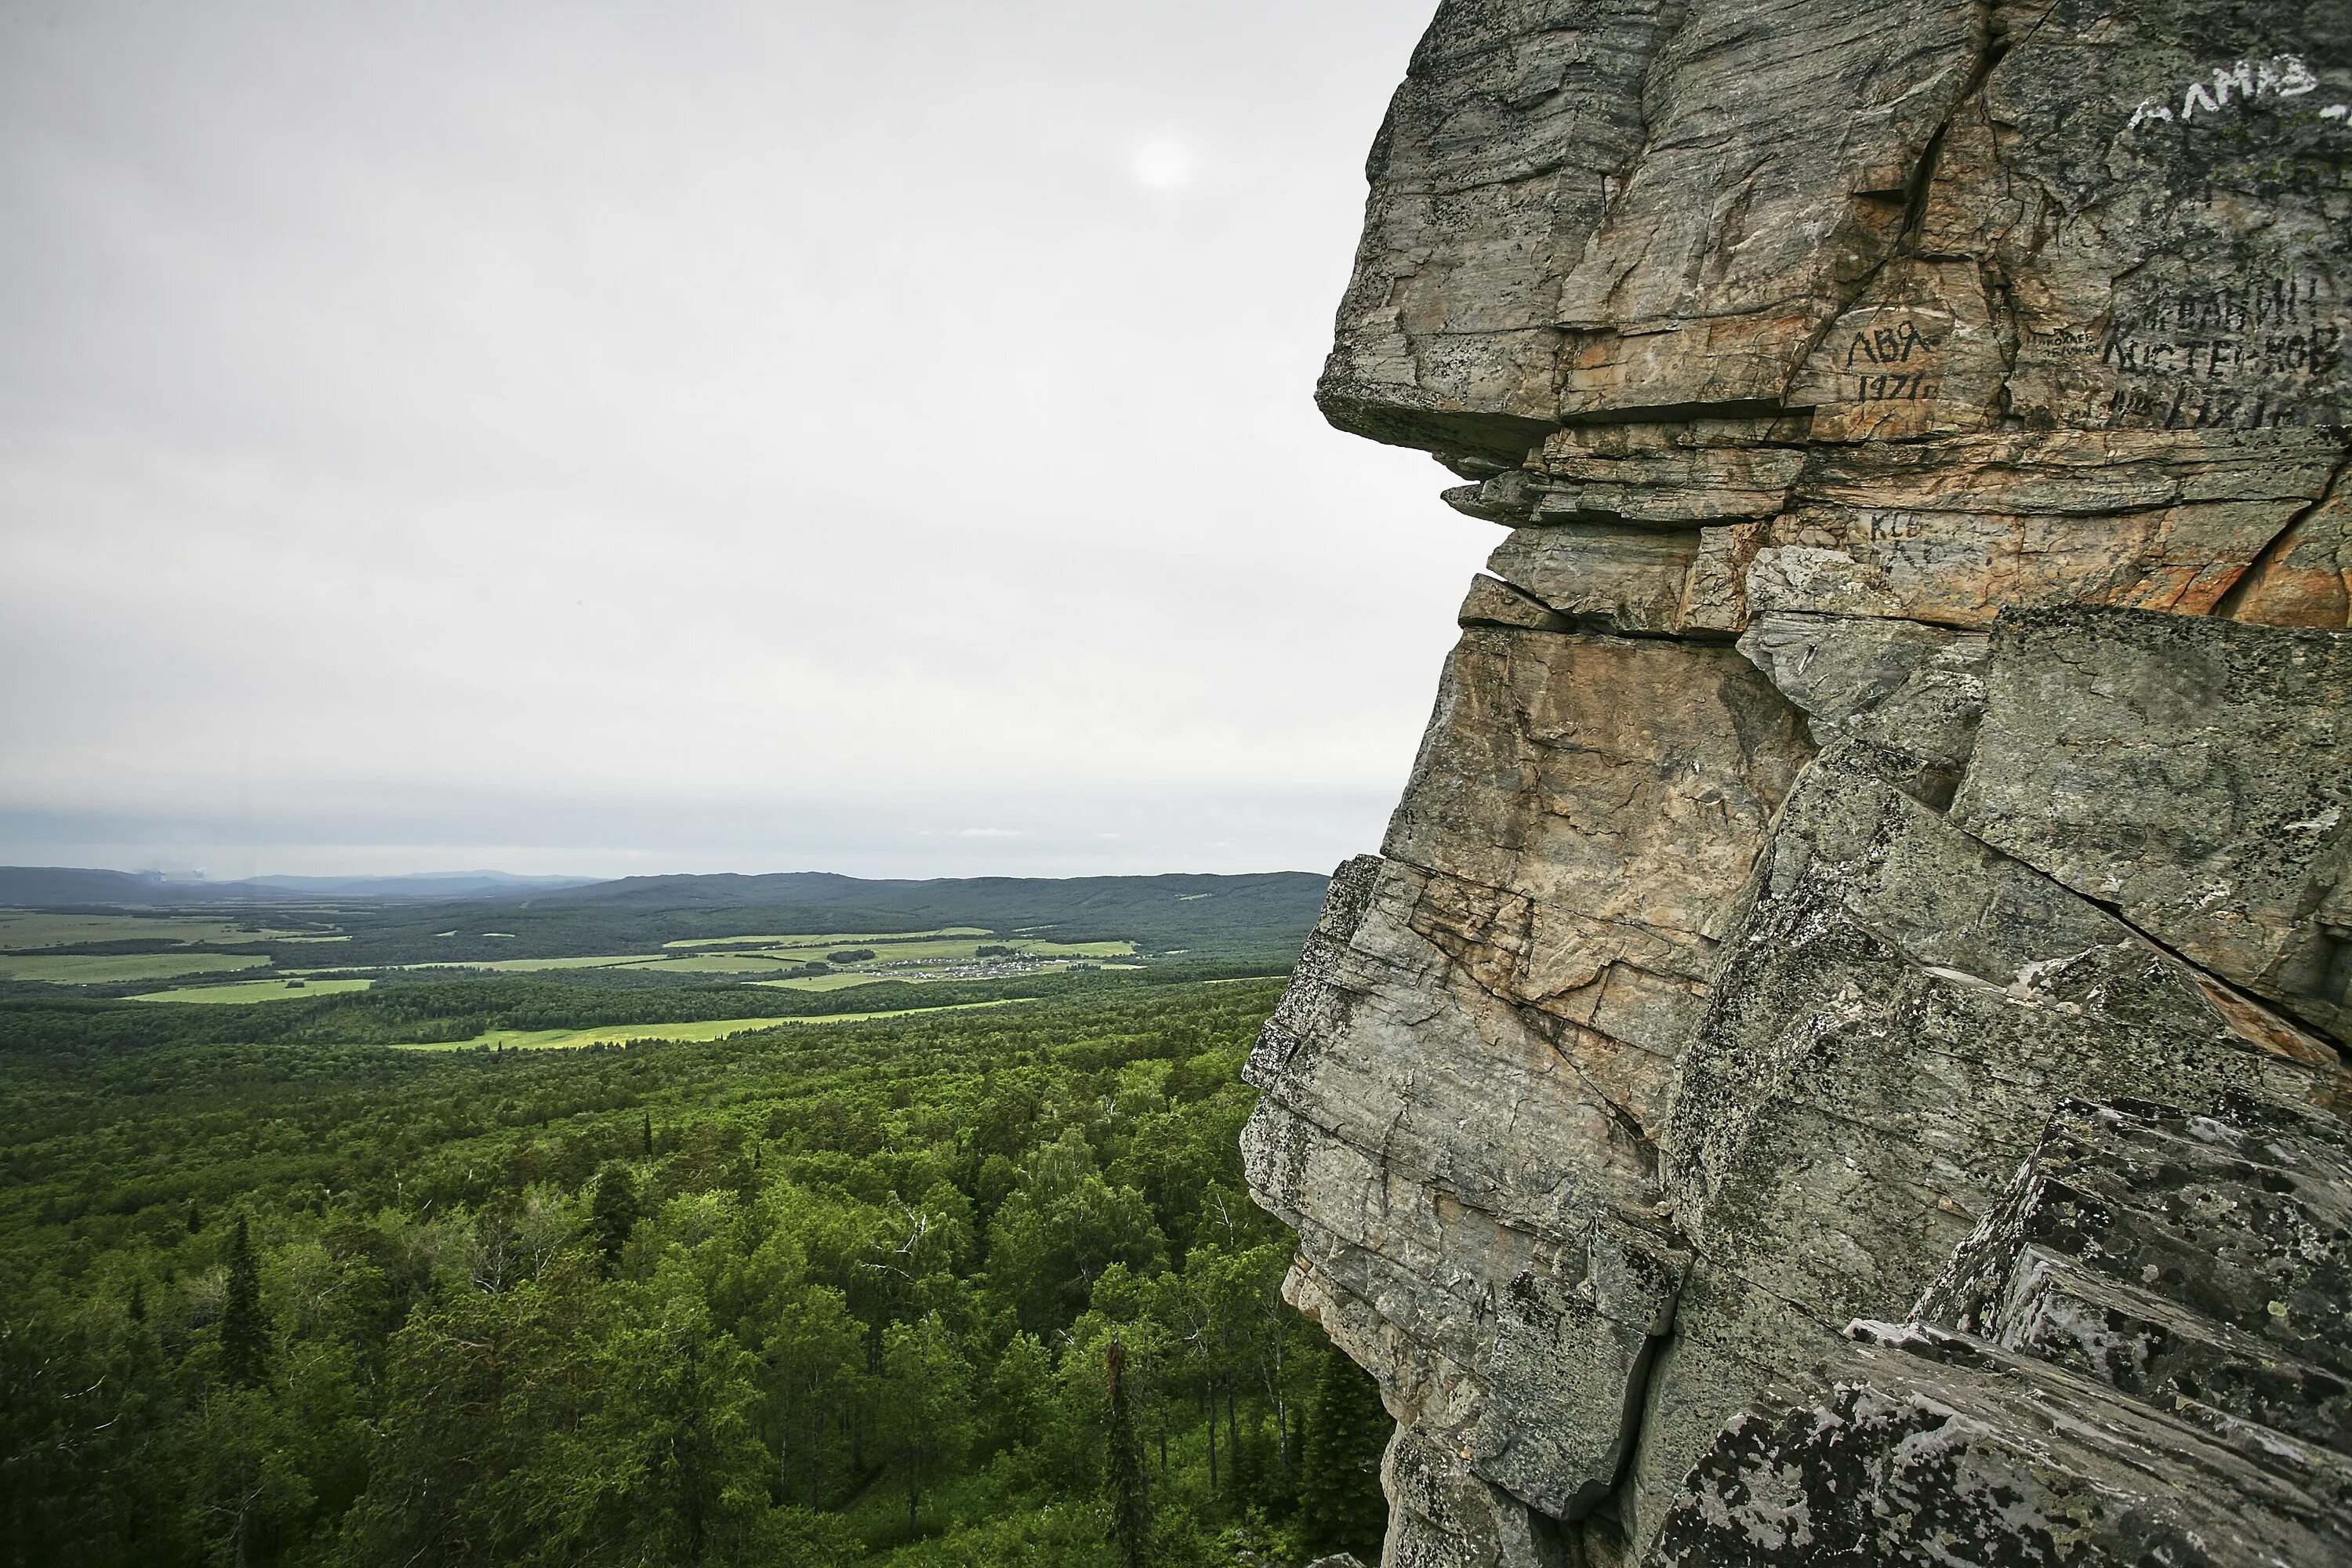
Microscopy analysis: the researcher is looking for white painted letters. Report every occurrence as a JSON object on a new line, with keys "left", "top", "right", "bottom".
{"left": 2127, "top": 53, "right": 2333, "bottom": 130}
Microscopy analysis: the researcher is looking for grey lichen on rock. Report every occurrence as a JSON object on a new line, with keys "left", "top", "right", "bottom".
{"left": 1952, "top": 606, "right": 2352, "bottom": 1045}
{"left": 1733, "top": 611, "right": 1988, "bottom": 804}
{"left": 1918, "top": 1095, "right": 2352, "bottom": 1448}
{"left": 1261, "top": 0, "right": 2352, "bottom": 1563}
{"left": 1650, "top": 1096, "right": 2352, "bottom": 1565}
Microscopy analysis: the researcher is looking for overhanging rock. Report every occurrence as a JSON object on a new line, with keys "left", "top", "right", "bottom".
{"left": 1256, "top": 1, "right": 2352, "bottom": 1563}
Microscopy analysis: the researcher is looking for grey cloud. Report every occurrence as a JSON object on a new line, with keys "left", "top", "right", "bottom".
{"left": 0, "top": 0, "right": 1484, "bottom": 878}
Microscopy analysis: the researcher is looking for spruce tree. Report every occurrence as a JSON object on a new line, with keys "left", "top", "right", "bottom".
{"left": 641, "top": 1110, "right": 655, "bottom": 1156}
{"left": 591, "top": 1161, "right": 641, "bottom": 1272}
{"left": 1298, "top": 1345, "right": 1389, "bottom": 1565}
{"left": 220, "top": 1213, "right": 269, "bottom": 1388}
{"left": 1105, "top": 1338, "right": 1155, "bottom": 1568}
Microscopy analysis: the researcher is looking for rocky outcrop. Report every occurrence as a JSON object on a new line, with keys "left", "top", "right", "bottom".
{"left": 1650, "top": 1096, "right": 2352, "bottom": 1565}
{"left": 1951, "top": 610, "right": 2352, "bottom": 1043}
{"left": 1247, "top": 2, "right": 2352, "bottom": 1564}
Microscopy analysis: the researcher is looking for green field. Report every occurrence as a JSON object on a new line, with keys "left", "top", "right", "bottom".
{"left": 397, "top": 953, "right": 670, "bottom": 973}
{"left": 127, "top": 977, "right": 376, "bottom": 1004}
{"left": 740, "top": 936, "right": 1135, "bottom": 964}
{"left": 397, "top": 952, "right": 808, "bottom": 975}
{"left": 753, "top": 960, "right": 1092, "bottom": 992}
{"left": 0, "top": 951, "right": 271, "bottom": 984}
{"left": 0, "top": 898, "right": 1179, "bottom": 1004}
{"left": 0, "top": 912, "right": 316, "bottom": 950}
{"left": 660, "top": 926, "right": 989, "bottom": 949}
{"left": 395, "top": 999, "right": 1023, "bottom": 1051}
{"left": 395, "top": 1016, "right": 799, "bottom": 1051}
{"left": 637, "top": 950, "right": 815, "bottom": 974}
{"left": 702, "top": 935, "right": 1083, "bottom": 964}
{"left": 750, "top": 969, "right": 977, "bottom": 992}
{"left": 390, "top": 935, "right": 1137, "bottom": 982}
{"left": 768, "top": 998, "right": 1025, "bottom": 1025}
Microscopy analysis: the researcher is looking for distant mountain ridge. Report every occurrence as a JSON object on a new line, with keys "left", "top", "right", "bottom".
{"left": 500, "top": 869, "right": 1332, "bottom": 964}
{"left": 552, "top": 869, "right": 1317, "bottom": 912}
{"left": 0, "top": 864, "right": 1333, "bottom": 967}
{"left": 247, "top": 872, "right": 603, "bottom": 898}
{"left": 0, "top": 866, "right": 598, "bottom": 906}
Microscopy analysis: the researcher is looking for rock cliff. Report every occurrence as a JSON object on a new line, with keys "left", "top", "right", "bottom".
{"left": 1243, "top": 2, "right": 2352, "bottom": 1563}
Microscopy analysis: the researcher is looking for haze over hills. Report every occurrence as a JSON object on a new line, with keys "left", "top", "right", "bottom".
{"left": 0, "top": 866, "right": 602, "bottom": 906}
{"left": 246, "top": 871, "right": 605, "bottom": 898}
{"left": 0, "top": 866, "right": 1327, "bottom": 914}
{"left": 0, "top": 865, "right": 1334, "bottom": 969}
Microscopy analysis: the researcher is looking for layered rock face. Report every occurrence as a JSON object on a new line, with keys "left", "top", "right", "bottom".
{"left": 1650, "top": 1094, "right": 2352, "bottom": 1564}
{"left": 1243, "top": 2, "right": 2352, "bottom": 1563}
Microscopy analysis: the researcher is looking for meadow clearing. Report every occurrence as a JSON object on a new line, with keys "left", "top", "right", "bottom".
{"left": 391, "top": 997, "right": 1025, "bottom": 1051}
{"left": 393, "top": 934, "right": 1136, "bottom": 981}
{"left": 660, "top": 926, "right": 989, "bottom": 948}
{"left": 127, "top": 976, "right": 376, "bottom": 1004}
{"left": 0, "top": 905, "right": 1137, "bottom": 1000}
{"left": 0, "top": 951, "right": 271, "bottom": 984}
{"left": 0, "top": 910, "right": 319, "bottom": 949}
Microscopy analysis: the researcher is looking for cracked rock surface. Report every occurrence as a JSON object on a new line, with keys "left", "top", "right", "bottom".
{"left": 1251, "top": 1, "right": 2352, "bottom": 1563}
{"left": 1652, "top": 1098, "right": 2352, "bottom": 1565}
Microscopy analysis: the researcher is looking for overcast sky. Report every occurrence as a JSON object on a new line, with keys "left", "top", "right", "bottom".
{"left": 0, "top": 0, "right": 1490, "bottom": 880}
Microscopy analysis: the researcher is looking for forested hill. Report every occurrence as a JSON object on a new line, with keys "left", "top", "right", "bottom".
{"left": 2, "top": 867, "right": 1377, "bottom": 1565}
{"left": 0, "top": 867, "right": 595, "bottom": 905}
{"left": 3, "top": 978, "right": 1395, "bottom": 1568}
{"left": 303, "top": 870, "right": 1330, "bottom": 968}
{"left": 0, "top": 868, "right": 1332, "bottom": 967}
{"left": 538, "top": 870, "right": 1330, "bottom": 953}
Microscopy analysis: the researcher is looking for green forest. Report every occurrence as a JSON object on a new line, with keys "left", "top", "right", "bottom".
{"left": 1, "top": 974, "right": 1392, "bottom": 1568}
{"left": 0, "top": 870, "right": 1332, "bottom": 969}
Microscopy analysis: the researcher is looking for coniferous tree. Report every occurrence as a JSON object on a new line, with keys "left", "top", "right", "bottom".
{"left": 591, "top": 1162, "right": 641, "bottom": 1272}
{"left": 0, "top": 968, "right": 1321, "bottom": 1568}
{"left": 1298, "top": 1345, "right": 1388, "bottom": 1565}
{"left": 641, "top": 1111, "right": 655, "bottom": 1156}
{"left": 1105, "top": 1338, "right": 1155, "bottom": 1568}
{"left": 220, "top": 1214, "right": 269, "bottom": 1388}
